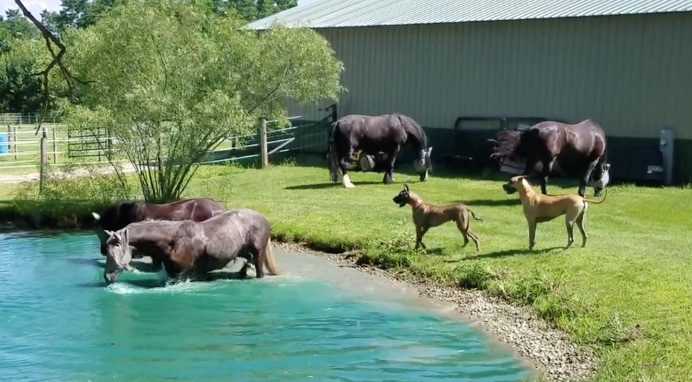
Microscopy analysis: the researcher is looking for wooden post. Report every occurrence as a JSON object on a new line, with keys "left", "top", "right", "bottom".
{"left": 259, "top": 118, "right": 268, "bottom": 168}
{"left": 52, "top": 126, "right": 57, "bottom": 163}
{"left": 39, "top": 127, "right": 47, "bottom": 194}
{"left": 12, "top": 125, "right": 17, "bottom": 160}
{"left": 6, "top": 125, "right": 10, "bottom": 159}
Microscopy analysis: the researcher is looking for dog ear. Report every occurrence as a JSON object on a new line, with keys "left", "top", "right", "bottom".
{"left": 404, "top": 184, "right": 409, "bottom": 192}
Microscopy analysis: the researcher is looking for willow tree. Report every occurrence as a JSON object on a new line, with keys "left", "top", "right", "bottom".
{"left": 65, "top": 0, "right": 342, "bottom": 202}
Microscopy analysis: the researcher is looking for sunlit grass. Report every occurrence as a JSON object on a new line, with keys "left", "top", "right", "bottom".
{"left": 185, "top": 158, "right": 692, "bottom": 382}
{"left": 1, "top": 155, "right": 690, "bottom": 381}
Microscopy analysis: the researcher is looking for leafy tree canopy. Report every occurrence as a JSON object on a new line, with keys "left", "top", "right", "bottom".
{"left": 65, "top": 0, "right": 342, "bottom": 202}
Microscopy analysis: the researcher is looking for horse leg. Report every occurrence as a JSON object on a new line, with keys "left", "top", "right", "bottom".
{"left": 383, "top": 147, "right": 400, "bottom": 184}
{"left": 251, "top": 247, "right": 264, "bottom": 278}
{"left": 539, "top": 157, "right": 556, "bottom": 195}
{"left": 339, "top": 147, "right": 356, "bottom": 188}
{"left": 580, "top": 160, "right": 598, "bottom": 197}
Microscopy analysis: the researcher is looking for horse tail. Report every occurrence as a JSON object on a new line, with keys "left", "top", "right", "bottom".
{"left": 582, "top": 186, "right": 608, "bottom": 204}
{"left": 262, "top": 237, "right": 280, "bottom": 276}
{"left": 397, "top": 114, "right": 428, "bottom": 149}
{"left": 469, "top": 209, "right": 483, "bottom": 221}
{"left": 328, "top": 121, "right": 340, "bottom": 182}
{"left": 489, "top": 129, "right": 524, "bottom": 160}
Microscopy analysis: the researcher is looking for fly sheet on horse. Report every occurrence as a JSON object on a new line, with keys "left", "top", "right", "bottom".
{"left": 92, "top": 198, "right": 225, "bottom": 256}
{"left": 328, "top": 113, "right": 433, "bottom": 188}
{"left": 102, "top": 208, "right": 278, "bottom": 284}
{"left": 490, "top": 119, "right": 610, "bottom": 196}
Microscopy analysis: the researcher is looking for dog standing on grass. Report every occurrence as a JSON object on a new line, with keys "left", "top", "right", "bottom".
{"left": 503, "top": 175, "right": 607, "bottom": 250}
{"left": 392, "top": 184, "right": 481, "bottom": 252}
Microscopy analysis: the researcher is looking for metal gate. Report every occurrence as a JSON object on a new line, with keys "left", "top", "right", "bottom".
{"left": 67, "top": 127, "right": 114, "bottom": 161}
{"left": 199, "top": 105, "right": 337, "bottom": 165}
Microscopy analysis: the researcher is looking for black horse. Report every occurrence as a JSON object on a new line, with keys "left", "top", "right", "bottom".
{"left": 491, "top": 119, "right": 610, "bottom": 196}
{"left": 328, "top": 113, "right": 432, "bottom": 188}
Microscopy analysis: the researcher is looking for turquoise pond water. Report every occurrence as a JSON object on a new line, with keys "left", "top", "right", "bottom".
{"left": 0, "top": 231, "right": 531, "bottom": 381}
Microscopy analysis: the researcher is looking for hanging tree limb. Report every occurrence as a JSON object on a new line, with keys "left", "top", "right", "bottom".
{"left": 14, "top": 0, "right": 89, "bottom": 134}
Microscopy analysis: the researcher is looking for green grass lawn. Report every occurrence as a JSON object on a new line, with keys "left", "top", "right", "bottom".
{"left": 182, "top": 158, "right": 691, "bottom": 382}
{"left": 0, "top": 157, "right": 689, "bottom": 381}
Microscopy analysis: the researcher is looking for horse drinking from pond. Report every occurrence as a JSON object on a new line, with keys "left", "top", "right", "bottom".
{"left": 490, "top": 119, "right": 610, "bottom": 197}
{"left": 92, "top": 198, "right": 225, "bottom": 256}
{"left": 102, "top": 208, "right": 279, "bottom": 284}
{"left": 329, "top": 113, "right": 433, "bottom": 188}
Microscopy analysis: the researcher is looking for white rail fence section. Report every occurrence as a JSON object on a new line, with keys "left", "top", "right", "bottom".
{"left": 0, "top": 115, "right": 322, "bottom": 173}
{"left": 0, "top": 124, "right": 72, "bottom": 170}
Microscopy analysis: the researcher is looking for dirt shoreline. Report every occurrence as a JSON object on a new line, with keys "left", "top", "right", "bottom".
{"left": 278, "top": 242, "right": 596, "bottom": 382}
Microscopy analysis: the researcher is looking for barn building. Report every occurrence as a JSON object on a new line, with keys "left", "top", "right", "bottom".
{"left": 249, "top": 0, "right": 692, "bottom": 183}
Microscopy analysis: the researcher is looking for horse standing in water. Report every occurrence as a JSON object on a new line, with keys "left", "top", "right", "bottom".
{"left": 102, "top": 208, "right": 279, "bottom": 284}
{"left": 329, "top": 113, "right": 433, "bottom": 188}
{"left": 92, "top": 198, "right": 225, "bottom": 256}
{"left": 491, "top": 119, "right": 611, "bottom": 196}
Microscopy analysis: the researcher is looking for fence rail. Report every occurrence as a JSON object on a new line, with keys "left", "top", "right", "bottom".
{"left": 0, "top": 113, "right": 59, "bottom": 125}
{"left": 0, "top": 112, "right": 334, "bottom": 172}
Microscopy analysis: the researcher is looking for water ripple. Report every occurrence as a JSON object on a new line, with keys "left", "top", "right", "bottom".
{"left": 0, "top": 232, "right": 531, "bottom": 381}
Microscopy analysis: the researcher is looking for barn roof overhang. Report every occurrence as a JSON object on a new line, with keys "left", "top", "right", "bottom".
{"left": 247, "top": 0, "right": 692, "bottom": 30}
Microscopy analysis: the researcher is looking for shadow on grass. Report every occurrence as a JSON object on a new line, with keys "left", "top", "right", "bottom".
{"left": 453, "top": 198, "right": 521, "bottom": 207}
{"left": 465, "top": 246, "right": 564, "bottom": 260}
{"left": 285, "top": 180, "right": 390, "bottom": 190}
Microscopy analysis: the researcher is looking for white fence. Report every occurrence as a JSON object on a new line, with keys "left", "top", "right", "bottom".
{"left": 0, "top": 116, "right": 318, "bottom": 172}
{"left": 0, "top": 124, "right": 76, "bottom": 170}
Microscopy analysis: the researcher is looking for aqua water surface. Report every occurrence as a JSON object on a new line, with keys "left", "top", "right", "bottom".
{"left": 0, "top": 231, "right": 531, "bottom": 381}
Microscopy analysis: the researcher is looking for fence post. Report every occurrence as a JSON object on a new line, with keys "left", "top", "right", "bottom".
{"left": 52, "top": 126, "right": 57, "bottom": 163}
{"left": 6, "top": 125, "right": 10, "bottom": 159}
{"left": 12, "top": 125, "right": 17, "bottom": 160}
{"left": 259, "top": 118, "right": 268, "bottom": 168}
{"left": 39, "top": 127, "right": 48, "bottom": 194}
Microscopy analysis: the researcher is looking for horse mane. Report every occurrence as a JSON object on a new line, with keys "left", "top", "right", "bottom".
{"left": 395, "top": 113, "right": 428, "bottom": 149}
{"left": 100, "top": 200, "right": 142, "bottom": 231}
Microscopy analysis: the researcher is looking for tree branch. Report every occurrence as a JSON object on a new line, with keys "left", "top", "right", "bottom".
{"left": 247, "top": 63, "right": 291, "bottom": 114}
{"left": 14, "top": 0, "right": 89, "bottom": 134}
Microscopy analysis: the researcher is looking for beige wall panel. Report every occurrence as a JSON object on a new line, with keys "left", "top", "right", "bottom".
{"left": 286, "top": 13, "right": 692, "bottom": 139}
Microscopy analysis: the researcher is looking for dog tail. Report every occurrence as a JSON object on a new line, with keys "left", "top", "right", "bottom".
{"left": 582, "top": 186, "right": 608, "bottom": 204}
{"left": 469, "top": 209, "right": 483, "bottom": 221}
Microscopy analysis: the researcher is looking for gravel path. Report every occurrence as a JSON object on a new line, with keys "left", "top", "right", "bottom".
{"left": 280, "top": 243, "right": 597, "bottom": 382}
{"left": 0, "top": 164, "right": 136, "bottom": 184}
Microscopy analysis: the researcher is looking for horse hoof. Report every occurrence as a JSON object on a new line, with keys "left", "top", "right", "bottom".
{"left": 342, "top": 174, "right": 356, "bottom": 188}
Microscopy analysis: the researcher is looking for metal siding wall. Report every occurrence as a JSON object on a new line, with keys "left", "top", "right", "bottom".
{"left": 286, "top": 13, "right": 692, "bottom": 139}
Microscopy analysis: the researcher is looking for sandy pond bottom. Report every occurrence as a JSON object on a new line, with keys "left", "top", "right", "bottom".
{"left": 0, "top": 231, "right": 534, "bottom": 381}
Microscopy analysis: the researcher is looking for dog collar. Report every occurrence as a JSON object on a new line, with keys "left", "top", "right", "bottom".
{"left": 410, "top": 199, "right": 424, "bottom": 208}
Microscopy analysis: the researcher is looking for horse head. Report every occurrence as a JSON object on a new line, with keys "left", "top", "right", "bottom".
{"left": 588, "top": 162, "right": 611, "bottom": 196}
{"left": 103, "top": 229, "right": 133, "bottom": 284}
{"left": 414, "top": 147, "right": 433, "bottom": 181}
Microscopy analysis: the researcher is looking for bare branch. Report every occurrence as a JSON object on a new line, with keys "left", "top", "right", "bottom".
{"left": 14, "top": 0, "right": 90, "bottom": 134}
